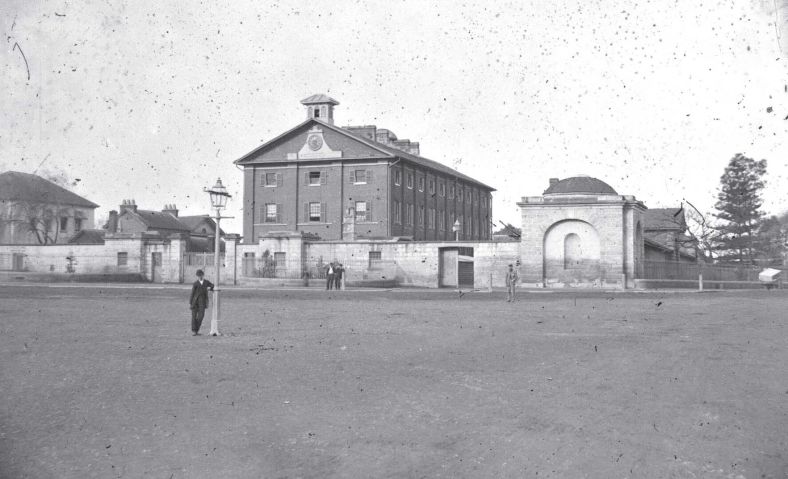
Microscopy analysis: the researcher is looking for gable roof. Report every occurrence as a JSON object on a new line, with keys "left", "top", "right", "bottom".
{"left": 0, "top": 171, "right": 99, "bottom": 208}
{"left": 234, "top": 119, "right": 495, "bottom": 191}
{"left": 128, "top": 209, "right": 190, "bottom": 232}
{"left": 178, "top": 215, "right": 225, "bottom": 236}
{"left": 644, "top": 207, "right": 685, "bottom": 230}
{"left": 177, "top": 215, "right": 211, "bottom": 230}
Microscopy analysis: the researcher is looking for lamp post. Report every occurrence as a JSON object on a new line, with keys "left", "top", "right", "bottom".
{"left": 452, "top": 219, "right": 461, "bottom": 242}
{"left": 205, "top": 178, "right": 231, "bottom": 336}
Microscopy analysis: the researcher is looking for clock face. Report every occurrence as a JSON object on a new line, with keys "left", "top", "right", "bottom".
{"left": 307, "top": 134, "right": 323, "bottom": 151}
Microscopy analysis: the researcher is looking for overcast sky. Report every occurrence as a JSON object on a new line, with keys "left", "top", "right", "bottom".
{"left": 2, "top": 0, "right": 787, "bottom": 233}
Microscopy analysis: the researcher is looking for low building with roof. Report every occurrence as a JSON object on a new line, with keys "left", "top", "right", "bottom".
{"left": 105, "top": 200, "right": 224, "bottom": 252}
{"left": 235, "top": 94, "right": 495, "bottom": 242}
{"left": 0, "top": 171, "right": 98, "bottom": 245}
{"left": 518, "top": 175, "right": 697, "bottom": 288}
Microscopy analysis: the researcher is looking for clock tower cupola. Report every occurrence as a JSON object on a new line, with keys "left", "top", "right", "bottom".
{"left": 301, "top": 94, "right": 339, "bottom": 125}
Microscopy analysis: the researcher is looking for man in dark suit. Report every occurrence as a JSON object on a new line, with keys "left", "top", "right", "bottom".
{"left": 189, "top": 269, "right": 214, "bottom": 335}
{"left": 334, "top": 263, "right": 344, "bottom": 290}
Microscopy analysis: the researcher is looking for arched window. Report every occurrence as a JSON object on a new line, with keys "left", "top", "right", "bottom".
{"left": 564, "top": 233, "right": 582, "bottom": 269}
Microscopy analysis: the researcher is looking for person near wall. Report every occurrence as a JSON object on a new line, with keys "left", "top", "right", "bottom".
{"left": 189, "top": 269, "right": 214, "bottom": 335}
{"left": 334, "top": 263, "right": 344, "bottom": 290}
{"left": 325, "top": 262, "right": 335, "bottom": 290}
{"left": 505, "top": 264, "right": 519, "bottom": 303}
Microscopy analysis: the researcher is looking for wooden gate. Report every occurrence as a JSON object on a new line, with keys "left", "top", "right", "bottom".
{"left": 458, "top": 247, "right": 474, "bottom": 288}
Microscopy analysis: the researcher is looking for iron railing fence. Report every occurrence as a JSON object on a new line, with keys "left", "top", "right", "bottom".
{"left": 182, "top": 252, "right": 225, "bottom": 267}
{"left": 640, "top": 260, "right": 782, "bottom": 282}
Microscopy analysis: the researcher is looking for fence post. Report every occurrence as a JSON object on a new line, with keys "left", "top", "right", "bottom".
{"left": 698, "top": 269, "right": 703, "bottom": 291}
{"left": 488, "top": 273, "right": 493, "bottom": 293}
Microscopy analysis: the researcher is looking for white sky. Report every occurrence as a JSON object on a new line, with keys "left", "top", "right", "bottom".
{"left": 2, "top": 0, "right": 787, "bottom": 234}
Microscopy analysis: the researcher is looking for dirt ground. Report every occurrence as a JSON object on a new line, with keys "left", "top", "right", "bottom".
{"left": 0, "top": 285, "right": 786, "bottom": 478}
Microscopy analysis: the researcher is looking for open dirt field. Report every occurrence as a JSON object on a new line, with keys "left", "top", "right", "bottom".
{"left": 1, "top": 285, "right": 787, "bottom": 478}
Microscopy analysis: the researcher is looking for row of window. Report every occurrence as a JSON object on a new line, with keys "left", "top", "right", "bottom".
{"left": 261, "top": 170, "right": 374, "bottom": 187}
{"left": 391, "top": 201, "right": 489, "bottom": 236}
{"left": 261, "top": 169, "right": 489, "bottom": 208}
{"left": 393, "top": 170, "right": 489, "bottom": 207}
{"left": 260, "top": 201, "right": 372, "bottom": 223}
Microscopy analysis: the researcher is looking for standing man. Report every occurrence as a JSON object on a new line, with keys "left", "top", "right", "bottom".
{"left": 505, "top": 264, "right": 519, "bottom": 302}
{"left": 189, "top": 269, "right": 214, "bottom": 335}
{"left": 334, "top": 263, "right": 344, "bottom": 290}
{"left": 325, "top": 262, "right": 335, "bottom": 290}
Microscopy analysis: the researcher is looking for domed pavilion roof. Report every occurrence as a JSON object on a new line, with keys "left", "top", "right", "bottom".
{"left": 544, "top": 175, "right": 618, "bottom": 195}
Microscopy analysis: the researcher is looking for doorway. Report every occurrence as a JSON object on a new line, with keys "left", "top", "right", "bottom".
{"left": 439, "top": 247, "right": 474, "bottom": 288}
{"left": 151, "top": 252, "right": 162, "bottom": 283}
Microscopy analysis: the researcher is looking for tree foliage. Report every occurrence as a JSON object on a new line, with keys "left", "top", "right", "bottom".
{"left": 712, "top": 154, "right": 767, "bottom": 264}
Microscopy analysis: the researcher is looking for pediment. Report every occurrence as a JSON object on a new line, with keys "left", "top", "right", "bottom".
{"left": 235, "top": 120, "right": 393, "bottom": 164}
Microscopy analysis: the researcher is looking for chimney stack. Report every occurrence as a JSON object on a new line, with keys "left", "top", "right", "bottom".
{"left": 162, "top": 203, "right": 179, "bottom": 217}
{"left": 119, "top": 199, "right": 138, "bottom": 214}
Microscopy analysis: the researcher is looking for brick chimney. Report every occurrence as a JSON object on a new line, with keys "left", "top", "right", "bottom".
{"left": 162, "top": 204, "right": 179, "bottom": 217}
{"left": 105, "top": 210, "right": 119, "bottom": 233}
{"left": 119, "top": 199, "right": 137, "bottom": 214}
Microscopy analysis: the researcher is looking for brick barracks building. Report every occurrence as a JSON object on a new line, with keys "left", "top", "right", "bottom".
{"left": 236, "top": 95, "right": 495, "bottom": 243}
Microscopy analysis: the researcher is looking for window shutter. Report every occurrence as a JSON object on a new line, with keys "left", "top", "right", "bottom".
{"left": 320, "top": 171, "right": 327, "bottom": 185}
{"left": 366, "top": 170, "right": 373, "bottom": 183}
{"left": 303, "top": 172, "right": 309, "bottom": 186}
{"left": 367, "top": 201, "right": 373, "bottom": 222}
{"left": 259, "top": 206, "right": 265, "bottom": 223}
{"left": 276, "top": 173, "right": 283, "bottom": 187}
{"left": 303, "top": 203, "right": 309, "bottom": 221}
{"left": 276, "top": 204, "right": 282, "bottom": 223}
{"left": 349, "top": 171, "right": 355, "bottom": 183}
{"left": 321, "top": 203, "right": 327, "bottom": 222}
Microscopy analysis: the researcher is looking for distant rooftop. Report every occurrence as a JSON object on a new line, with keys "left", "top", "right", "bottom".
{"left": 0, "top": 171, "right": 98, "bottom": 208}
{"left": 544, "top": 176, "right": 618, "bottom": 196}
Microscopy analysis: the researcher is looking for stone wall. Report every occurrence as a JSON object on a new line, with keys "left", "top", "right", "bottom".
{"left": 0, "top": 233, "right": 187, "bottom": 283}
{"left": 238, "top": 233, "right": 520, "bottom": 288}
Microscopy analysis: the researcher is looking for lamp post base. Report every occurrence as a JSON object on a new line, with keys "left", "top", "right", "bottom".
{"left": 209, "top": 289, "right": 221, "bottom": 336}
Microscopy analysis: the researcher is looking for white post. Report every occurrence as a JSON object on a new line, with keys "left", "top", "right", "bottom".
{"left": 209, "top": 207, "right": 222, "bottom": 336}
{"left": 698, "top": 270, "right": 703, "bottom": 292}
{"left": 488, "top": 272, "right": 493, "bottom": 293}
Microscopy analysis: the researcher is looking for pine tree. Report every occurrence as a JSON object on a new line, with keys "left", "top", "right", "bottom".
{"left": 713, "top": 154, "right": 767, "bottom": 264}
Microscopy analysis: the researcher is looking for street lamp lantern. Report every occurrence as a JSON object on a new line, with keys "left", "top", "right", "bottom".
{"left": 452, "top": 219, "right": 461, "bottom": 242}
{"left": 204, "top": 178, "right": 232, "bottom": 336}
{"left": 207, "top": 178, "right": 230, "bottom": 210}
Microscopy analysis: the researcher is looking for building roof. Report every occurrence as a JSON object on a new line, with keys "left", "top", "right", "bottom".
{"left": 67, "top": 229, "right": 106, "bottom": 244}
{"left": 543, "top": 176, "right": 617, "bottom": 196}
{"left": 643, "top": 207, "right": 686, "bottom": 230}
{"left": 178, "top": 215, "right": 210, "bottom": 230}
{"left": 301, "top": 94, "right": 339, "bottom": 105}
{"left": 336, "top": 123, "right": 495, "bottom": 191}
{"left": 0, "top": 171, "right": 99, "bottom": 208}
{"left": 132, "top": 210, "right": 191, "bottom": 232}
{"left": 178, "top": 215, "right": 225, "bottom": 236}
{"left": 234, "top": 119, "right": 495, "bottom": 191}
